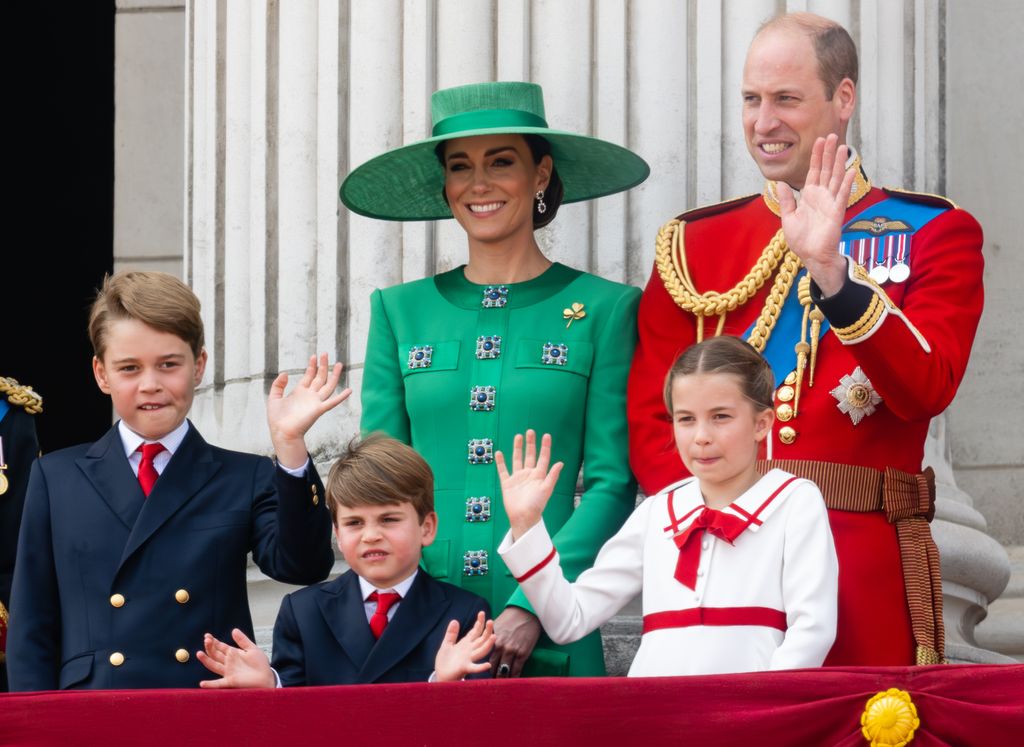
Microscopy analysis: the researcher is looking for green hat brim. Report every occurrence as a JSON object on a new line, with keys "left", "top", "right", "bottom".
{"left": 339, "top": 126, "right": 649, "bottom": 222}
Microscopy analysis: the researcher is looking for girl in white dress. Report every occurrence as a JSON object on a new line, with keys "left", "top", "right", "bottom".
{"left": 496, "top": 336, "right": 838, "bottom": 676}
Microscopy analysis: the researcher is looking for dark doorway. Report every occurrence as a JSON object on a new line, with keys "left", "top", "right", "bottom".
{"left": 3, "top": 4, "right": 114, "bottom": 453}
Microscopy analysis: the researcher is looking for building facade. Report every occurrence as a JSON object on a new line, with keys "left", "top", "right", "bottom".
{"left": 114, "top": 0, "right": 1023, "bottom": 665}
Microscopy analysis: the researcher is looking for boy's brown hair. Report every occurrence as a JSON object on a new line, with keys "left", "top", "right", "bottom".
{"left": 326, "top": 434, "right": 435, "bottom": 523}
{"left": 89, "top": 271, "right": 205, "bottom": 360}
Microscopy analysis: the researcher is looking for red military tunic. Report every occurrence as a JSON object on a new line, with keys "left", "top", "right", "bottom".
{"left": 627, "top": 166, "right": 984, "bottom": 665}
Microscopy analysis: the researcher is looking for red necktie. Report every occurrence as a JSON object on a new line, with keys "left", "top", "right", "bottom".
{"left": 672, "top": 507, "right": 749, "bottom": 590}
{"left": 368, "top": 591, "right": 401, "bottom": 639}
{"left": 137, "top": 443, "right": 165, "bottom": 497}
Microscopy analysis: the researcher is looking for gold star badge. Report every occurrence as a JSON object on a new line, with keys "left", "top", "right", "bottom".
{"left": 830, "top": 367, "right": 882, "bottom": 425}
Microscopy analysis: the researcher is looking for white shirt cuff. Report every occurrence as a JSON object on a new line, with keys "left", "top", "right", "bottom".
{"left": 279, "top": 458, "right": 310, "bottom": 478}
{"left": 497, "top": 520, "right": 554, "bottom": 578}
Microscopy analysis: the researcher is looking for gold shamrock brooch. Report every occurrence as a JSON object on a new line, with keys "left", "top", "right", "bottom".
{"left": 563, "top": 302, "right": 586, "bottom": 328}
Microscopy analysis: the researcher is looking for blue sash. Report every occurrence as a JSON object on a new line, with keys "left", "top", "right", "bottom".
{"left": 745, "top": 196, "right": 946, "bottom": 386}
{"left": 0, "top": 399, "right": 9, "bottom": 423}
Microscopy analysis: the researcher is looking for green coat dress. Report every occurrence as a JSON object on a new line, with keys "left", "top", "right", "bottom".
{"left": 361, "top": 262, "right": 639, "bottom": 676}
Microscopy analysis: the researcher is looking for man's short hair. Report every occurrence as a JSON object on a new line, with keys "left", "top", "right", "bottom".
{"left": 757, "top": 12, "right": 859, "bottom": 99}
{"left": 89, "top": 271, "right": 205, "bottom": 360}
{"left": 326, "top": 434, "right": 435, "bottom": 523}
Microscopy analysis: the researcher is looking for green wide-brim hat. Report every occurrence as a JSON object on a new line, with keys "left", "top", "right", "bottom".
{"left": 339, "top": 81, "right": 650, "bottom": 221}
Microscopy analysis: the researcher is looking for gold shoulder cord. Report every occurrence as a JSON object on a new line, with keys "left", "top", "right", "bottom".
{"left": 654, "top": 219, "right": 801, "bottom": 352}
{"left": 0, "top": 376, "right": 44, "bottom": 415}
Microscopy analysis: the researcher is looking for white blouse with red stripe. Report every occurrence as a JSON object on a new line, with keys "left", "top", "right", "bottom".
{"left": 498, "top": 468, "right": 838, "bottom": 677}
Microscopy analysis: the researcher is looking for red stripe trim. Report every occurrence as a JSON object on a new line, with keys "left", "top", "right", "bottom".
{"left": 746, "top": 476, "right": 800, "bottom": 522}
{"left": 642, "top": 607, "right": 788, "bottom": 634}
{"left": 728, "top": 503, "right": 757, "bottom": 521}
{"left": 668, "top": 476, "right": 801, "bottom": 534}
{"left": 663, "top": 489, "right": 679, "bottom": 532}
{"left": 515, "top": 546, "right": 557, "bottom": 583}
{"left": 663, "top": 490, "right": 703, "bottom": 534}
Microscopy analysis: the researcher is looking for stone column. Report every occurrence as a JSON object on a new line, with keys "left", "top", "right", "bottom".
{"left": 115, "top": 1, "right": 186, "bottom": 276}
{"left": 926, "top": 416, "right": 1013, "bottom": 663}
{"left": 184, "top": 0, "right": 1012, "bottom": 661}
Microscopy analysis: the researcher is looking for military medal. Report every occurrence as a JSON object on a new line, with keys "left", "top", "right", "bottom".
{"left": 0, "top": 437, "right": 7, "bottom": 495}
{"left": 842, "top": 215, "right": 918, "bottom": 284}
{"left": 869, "top": 236, "right": 891, "bottom": 283}
{"left": 889, "top": 233, "right": 911, "bottom": 282}
{"left": 853, "top": 238, "right": 867, "bottom": 268}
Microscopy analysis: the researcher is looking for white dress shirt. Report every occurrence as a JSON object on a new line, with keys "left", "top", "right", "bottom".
{"left": 358, "top": 569, "right": 418, "bottom": 624}
{"left": 117, "top": 419, "right": 309, "bottom": 477}
{"left": 118, "top": 419, "right": 188, "bottom": 477}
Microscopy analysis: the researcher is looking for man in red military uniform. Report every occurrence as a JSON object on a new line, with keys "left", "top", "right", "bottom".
{"left": 628, "top": 12, "right": 983, "bottom": 665}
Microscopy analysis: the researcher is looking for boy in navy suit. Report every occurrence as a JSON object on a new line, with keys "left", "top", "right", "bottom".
{"left": 197, "top": 435, "right": 494, "bottom": 686}
{"left": 8, "top": 271, "right": 346, "bottom": 690}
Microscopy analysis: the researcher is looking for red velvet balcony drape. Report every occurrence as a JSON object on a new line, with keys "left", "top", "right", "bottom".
{"left": 2, "top": 665, "right": 1020, "bottom": 746}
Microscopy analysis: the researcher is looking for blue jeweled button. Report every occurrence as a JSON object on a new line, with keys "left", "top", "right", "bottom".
{"left": 463, "top": 550, "right": 489, "bottom": 576}
{"left": 407, "top": 344, "right": 433, "bottom": 369}
{"left": 542, "top": 342, "right": 569, "bottom": 366}
{"left": 475, "top": 335, "right": 502, "bottom": 360}
{"left": 467, "top": 438, "right": 494, "bottom": 464}
{"left": 482, "top": 286, "right": 509, "bottom": 309}
{"left": 465, "top": 496, "right": 491, "bottom": 522}
{"left": 469, "top": 385, "right": 496, "bottom": 412}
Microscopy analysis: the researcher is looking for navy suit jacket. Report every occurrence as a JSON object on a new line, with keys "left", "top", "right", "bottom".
{"left": 7, "top": 421, "right": 334, "bottom": 691}
{"left": 272, "top": 569, "right": 490, "bottom": 686}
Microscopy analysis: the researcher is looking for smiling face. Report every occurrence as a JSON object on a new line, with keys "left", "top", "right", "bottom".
{"left": 742, "top": 27, "right": 855, "bottom": 189}
{"left": 92, "top": 318, "right": 206, "bottom": 441}
{"left": 671, "top": 372, "right": 774, "bottom": 508}
{"left": 334, "top": 501, "right": 437, "bottom": 589}
{"left": 442, "top": 133, "right": 551, "bottom": 250}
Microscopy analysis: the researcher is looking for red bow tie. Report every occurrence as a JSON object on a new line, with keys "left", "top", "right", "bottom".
{"left": 672, "top": 507, "right": 749, "bottom": 590}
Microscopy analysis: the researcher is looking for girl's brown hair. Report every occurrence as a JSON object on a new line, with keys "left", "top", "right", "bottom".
{"left": 663, "top": 336, "right": 775, "bottom": 413}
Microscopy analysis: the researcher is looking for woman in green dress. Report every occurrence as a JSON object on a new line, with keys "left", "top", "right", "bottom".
{"left": 340, "top": 81, "right": 648, "bottom": 677}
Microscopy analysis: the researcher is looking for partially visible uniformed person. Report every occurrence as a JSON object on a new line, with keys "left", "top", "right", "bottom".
{"left": 0, "top": 376, "right": 42, "bottom": 691}
{"left": 628, "top": 13, "right": 983, "bottom": 666}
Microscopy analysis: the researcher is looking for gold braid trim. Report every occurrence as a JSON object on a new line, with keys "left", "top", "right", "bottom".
{"left": 0, "top": 376, "right": 43, "bottom": 415}
{"left": 746, "top": 251, "right": 802, "bottom": 353}
{"left": 1, "top": 599, "right": 7, "bottom": 663}
{"left": 833, "top": 262, "right": 932, "bottom": 353}
{"left": 833, "top": 294, "right": 885, "bottom": 341}
{"left": 655, "top": 219, "right": 799, "bottom": 351}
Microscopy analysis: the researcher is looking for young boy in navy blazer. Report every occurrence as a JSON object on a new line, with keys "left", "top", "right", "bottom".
{"left": 8, "top": 271, "right": 346, "bottom": 690}
{"left": 197, "top": 435, "right": 495, "bottom": 686}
